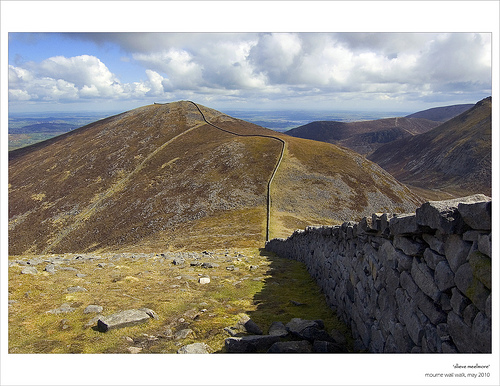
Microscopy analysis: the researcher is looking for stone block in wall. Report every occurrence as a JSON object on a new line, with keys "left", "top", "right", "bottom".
{"left": 416, "top": 198, "right": 469, "bottom": 234}
{"left": 369, "top": 324, "right": 385, "bottom": 353}
{"left": 457, "top": 197, "right": 491, "bottom": 230}
{"left": 389, "top": 213, "right": 420, "bottom": 235}
{"left": 450, "top": 287, "right": 470, "bottom": 315}
{"left": 378, "top": 241, "right": 398, "bottom": 269}
{"left": 447, "top": 311, "right": 474, "bottom": 353}
{"left": 394, "top": 235, "right": 425, "bottom": 256}
{"left": 384, "top": 333, "right": 398, "bottom": 353}
{"left": 423, "top": 324, "right": 442, "bottom": 353}
{"left": 385, "top": 267, "right": 400, "bottom": 294}
{"left": 358, "top": 216, "right": 378, "bottom": 234}
{"left": 400, "top": 271, "right": 418, "bottom": 297}
{"left": 423, "top": 247, "right": 446, "bottom": 270}
{"left": 434, "top": 260, "right": 455, "bottom": 292}
{"left": 454, "top": 262, "right": 489, "bottom": 313}
{"left": 444, "top": 234, "right": 472, "bottom": 273}
{"left": 463, "top": 303, "right": 479, "bottom": 327}
{"left": 472, "top": 312, "right": 491, "bottom": 353}
{"left": 442, "top": 341, "right": 458, "bottom": 353}
{"left": 439, "top": 292, "right": 452, "bottom": 312}
{"left": 414, "top": 289, "right": 447, "bottom": 325}
{"left": 411, "top": 258, "right": 440, "bottom": 302}
{"left": 478, "top": 233, "right": 491, "bottom": 258}
{"left": 485, "top": 295, "right": 491, "bottom": 319}
{"left": 393, "top": 322, "right": 414, "bottom": 352}
{"left": 422, "top": 232, "right": 446, "bottom": 255}
{"left": 468, "top": 248, "right": 491, "bottom": 289}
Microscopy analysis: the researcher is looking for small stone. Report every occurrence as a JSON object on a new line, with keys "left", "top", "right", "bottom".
{"left": 198, "top": 277, "right": 210, "bottom": 284}
{"left": 225, "top": 335, "right": 280, "bottom": 353}
{"left": 47, "top": 303, "right": 75, "bottom": 314}
{"left": 67, "top": 286, "right": 87, "bottom": 293}
{"left": 44, "top": 264, "right": 57, "bottom": 274}
{"left": 174, "top": 329, "right": 193, "bottom": 340}
{"left": 127, "top": 346, "right": 142, "bottom": 354}
{"left": 201, "top": 262, "right": 219, "bottom": 268}
{"left": 84, "top": 305, "right": 103, "bottom": 314}
{"left": 21, "top": 267, "right": 38, "bottom": 275}
{"left": 177, "top": 343, "right": 211, "bottom": 354}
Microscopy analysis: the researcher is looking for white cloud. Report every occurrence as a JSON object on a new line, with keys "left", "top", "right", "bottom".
{"left": 8, "top": 33, "right": 492, "bottom": 109}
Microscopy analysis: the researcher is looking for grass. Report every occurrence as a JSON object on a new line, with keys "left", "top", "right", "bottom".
{"left": 8, "top": 248, "right": 353, "bottom": 354}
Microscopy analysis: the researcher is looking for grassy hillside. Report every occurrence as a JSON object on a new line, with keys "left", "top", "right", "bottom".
{"left": 9, "top": 101, "right": 423, "bottom": 255}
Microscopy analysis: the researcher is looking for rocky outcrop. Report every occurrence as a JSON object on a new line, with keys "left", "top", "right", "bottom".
{"left": 265, "top": 195, "right": 491, "bottom": 353}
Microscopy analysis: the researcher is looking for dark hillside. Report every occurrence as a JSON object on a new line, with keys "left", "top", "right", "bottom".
{"left": 405, "top": 103, "right": 475, "bottom": 122}
{"left": 369, "top": 97, "right": 491, "bottom": 197}
{"left": 285, "top": 117, "right": 438, "bottom": 155}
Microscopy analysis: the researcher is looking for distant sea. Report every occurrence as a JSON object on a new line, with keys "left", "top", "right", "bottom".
{"left": 222, "top": 109, "right": 412, "bottom": 132}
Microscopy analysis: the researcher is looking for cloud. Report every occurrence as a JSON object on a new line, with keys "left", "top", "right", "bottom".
{"left": 8, "top": 33, "right": 491, "bottom": 109}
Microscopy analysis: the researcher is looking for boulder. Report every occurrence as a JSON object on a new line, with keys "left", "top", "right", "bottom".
{"left": 84, "top": 305, "right": 103, "bottom": 314}
{"left": 225, "top": 335, "right": 280, "bottom": 353}
{"left": 457, "top": 198, "right": 491, "bottom": 230}
{"left": 21, "top": 267, "right": 38, "bottom": 275}
{"left": 97, "top": 309, "right": 155, "bottom": 332}
{"left": 268, "top": 321, "right": 288, "bottom": 337}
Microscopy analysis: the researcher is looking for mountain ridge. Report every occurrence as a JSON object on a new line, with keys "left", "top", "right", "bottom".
{"left": 368, "top": 97, "right": 492, "bottom": 198}
{"left": 9, "top": 101, "right": 422, "bottom": 255}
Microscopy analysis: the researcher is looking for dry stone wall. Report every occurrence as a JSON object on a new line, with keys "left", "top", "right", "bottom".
{"left": 265, "top": 194, "right": 492, "bottom": 353}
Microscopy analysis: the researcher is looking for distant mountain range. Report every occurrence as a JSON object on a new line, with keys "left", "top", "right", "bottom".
{"left": 368, "top": 97, "right": 491, "bottom": 198}
{"left": 285, "top": 102, "right": 478, "bottom": 156}
{"left": 285, "top": 117, "right": 439, "bottom": 155}
{"left": 404, "top": 103, "right": 475, "bottom": 121}
{"left": 8, "top": 101, "right": 421, "bottom": 255}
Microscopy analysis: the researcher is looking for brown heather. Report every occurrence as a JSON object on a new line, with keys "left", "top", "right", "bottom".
{"left": 9, "top": 101, "right": 422, "bottom": 255}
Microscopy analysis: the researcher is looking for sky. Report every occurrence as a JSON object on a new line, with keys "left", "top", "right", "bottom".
{"left": 6, "top": 31, "right": 493, "bottom": 114}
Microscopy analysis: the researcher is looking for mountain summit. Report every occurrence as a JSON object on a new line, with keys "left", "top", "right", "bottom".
{"left": 9, "top": 101, "right": 422, "bottom": 255}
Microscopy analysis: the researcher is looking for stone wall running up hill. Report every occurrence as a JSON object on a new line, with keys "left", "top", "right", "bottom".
{"left": 265, "top": 195, "right": 492, "bottom": 353}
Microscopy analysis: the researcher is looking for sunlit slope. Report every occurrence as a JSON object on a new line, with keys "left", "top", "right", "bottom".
{"left": 270, "top": 136, "right": 423, "bottom": 239}
{"left": 9, "top": 101, "right": 423, "bottom": 255}
{"left": 369, "top": 97, "right": 492, "bottom": 197}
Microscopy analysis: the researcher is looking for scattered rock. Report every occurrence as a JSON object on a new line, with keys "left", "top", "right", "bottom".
{"left": 172, "top": 257, "right": 185, "bottom": 266}
{"left": 127, "top": 346, "right": 143, "bottom": 354}
{"left": 225, "top": 335, "right": 280, "bottom": 353}
{"left": 84, "top": 305, "right": 103, "bottom": 314}
{"left": 66, "top": 286, "right": 87, "bottom": 293}
{"left": 238, "top": 315, "right": 263, "bottom": 335}
{"left": 21, "top": 267, "right": 38, "bottom": 275}
{"left": 97, "top": 309, "right": 155, "bottom": 332}
{"left": 174, "top": 329, "right": 193, "bottom": 340}
{"left": 201, "top": 262, "right": 219, "bottom": 268}
{"left": 44, "top": 264, "right": 57, "bottom": 274}
{"left": 268, "top": 321, "right": 289, "bottom": 338}
{"left": 198, "top": 277, "right": 210, "bottom": 284}
{"left": 47, "top": 303, "right": 76, "bottom": 314}
{"left": 177, "top": 343, "right": 211, "bottom": 354}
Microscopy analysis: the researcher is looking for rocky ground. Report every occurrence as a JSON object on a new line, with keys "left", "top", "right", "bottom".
{"left": 8, "top": 248, "right": 354, "bottom": 353}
